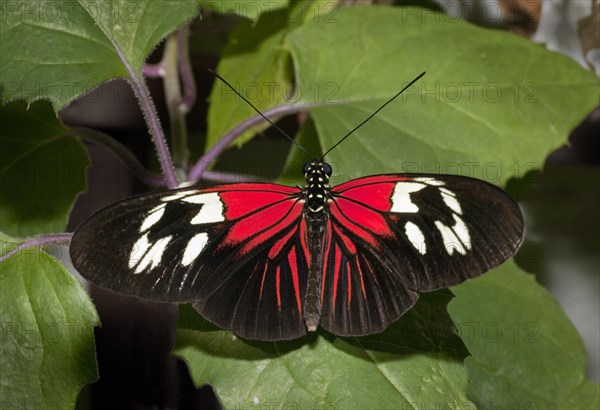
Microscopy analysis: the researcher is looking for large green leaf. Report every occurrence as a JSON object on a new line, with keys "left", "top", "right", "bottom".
{"left": 175, "top": 291, "right": 475, "bottom": 409}
{"left": 0, "top": 0, "right": 198, "bottom": 110}
{"left": 206, "top": 6, "right": 295, "bottom": 150}
{"left": 0, "top": 101, "right": 88, "bottom": 236}
{"left": 0, "top": 233, "right": 99, "bottom": 407}
{"left": 284, "top": 6, "right": 598, "bottom": 185}
{"left": 449, "top": 260, "right": 600, "bottom": 409}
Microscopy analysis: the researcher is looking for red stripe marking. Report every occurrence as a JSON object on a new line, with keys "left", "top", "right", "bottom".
{"left": 299, "top": 219, "right": 310, "bottom": 266}
{"left": 334, "top": 198, "right": 392, "bottom": 238}
{"left": 239, "top": 203, "right": 302, "bottom": 256}
{"left": 220, "top": 190, "right": 297, "bottom": 219}
{"left": 335, "top": 182, "right": 395, "bottom": 211}
{"left": 223, "top": 201, "right": 302, "bottom": 256}
{"left": 330, "top": 202, "right": 387, "bottom": 249}
{"left": 288, "top": 247, "right": 302, "bottom": 313}
{"left": 320, "top": 221, "right": 333, "bottom": 304}
{"left": 259, "top": 263, "right": 269, "bottom": 300}
{"left": 346, "top": 261, "right": 352, "bottom": 309}
{"left": 332, "top": 223, "right": 357, "bottom": 255}
{"left": 355, "top": 255, "right": 367, "bottom": 300}
{"left": 332, "top": 246, "right": 342, "bottom": 308}
{"left": 268, "top": 226, "right": 297, "bottom": 259}
{"left": 225, "top": 200, "right": 295, "bottom": 243}
{"left": 276, "top": 266, "right": 282, "bottom": 312}
{"left": 332, "top": 175, "right": 409, "bottom": 193}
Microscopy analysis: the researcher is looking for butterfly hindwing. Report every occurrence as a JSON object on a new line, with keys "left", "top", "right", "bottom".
{"left": 70, "top": 183, "right": 310, "bottom": 340}
{"left": 319, "top": 173, "right": 524, "bottom": 336}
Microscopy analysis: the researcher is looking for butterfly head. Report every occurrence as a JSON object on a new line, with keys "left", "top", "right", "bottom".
{"left": 303, "top": 161, "right": 332, "bottom": 213}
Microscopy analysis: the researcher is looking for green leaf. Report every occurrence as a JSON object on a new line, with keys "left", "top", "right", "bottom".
{"left": 284, "top": 6, "right": 599, "bottom": 185}
{"left": 0, "top": 101, "right": 88, "bottom": 236}
{"left": 448, "top": 260, "right": 600, "bottom": 409}
{"left": 0, "top": 233, "right": 99, "bottom": 407}
{"left": 206, "top": 6, "right": 294, "bottom": 150}
{"left": 202, "top": 0, "right": 290, "bottom": 20}
{"left": 175, "top": 291, "right": 475, "bottom": 409}
{"left": 0, "top": 0, "right": 198, "bottom": 110}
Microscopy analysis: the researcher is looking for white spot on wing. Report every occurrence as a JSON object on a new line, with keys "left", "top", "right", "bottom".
{"left": 161, "top": 191, "right": 189, "bottom": 202}
{"left": 439, "top": 187, "right": 462, "bottom": 215}
{"left": 139, "top": 204, "right": 166, "bottom": 232}
{"left": 435, "top": 214, "right": 471, "bottom": 255}
{"left": 390, "top": 182, "right": 426, "bottom": 213}
{"left": 181, "top": 232, "right": 209, "bottom": 266}
{"left": 253, "top": 397, "right": 259, "bottom": 405}
{"left": 404, "top": 221, "right": 426, "bottom": 255}
{"left": 187, "top": 193, "right": 226, "bottom": 224}
{"left": 134, "top": 235, "right": 173, "bottom": 274}
{"left": 413, "top": 177, "right": 445, "bottom": 186}
{"left": 129, "top": 234, "right": 151, "bottom": 269}
{"left": 451, "top": 214, "right": 471, "bottom": 249}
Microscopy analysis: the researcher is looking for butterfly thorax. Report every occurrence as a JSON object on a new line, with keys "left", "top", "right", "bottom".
{"left": 302, "top": 161, "right": 332, "bottom": 214}
{"left": 302, "top": 161, "right": 333, "bottom": 331}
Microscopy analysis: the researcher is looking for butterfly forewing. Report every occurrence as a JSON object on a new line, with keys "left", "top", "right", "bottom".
{"left": 318, "top": 174, "right": 524, "bottom": 336}
{"left": 70, "top": 183, "right": 311, "bottom": 340}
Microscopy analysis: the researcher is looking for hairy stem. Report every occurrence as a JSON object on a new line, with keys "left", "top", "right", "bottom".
{"left": 0, "top": 233, "right": 73, "bottom": 264}
{"left": 142, "top": 62, "right": 165, "bottom": 78}
{"left": 178, "top": 25, "right": 197, "bottom": 111}
{"left": 108, "top": 37, "right": 179, "bottom": 189}
{"left": 163, "top": 33, "right": 189, "bottom": 178}
{"left": 74, "top": 127, "right": 165, "bottom": 187}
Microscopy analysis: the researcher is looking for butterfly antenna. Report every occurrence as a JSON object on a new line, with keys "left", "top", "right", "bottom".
{"left": 321, "top": 71, "right": 426, "bottom": 159}
{"left": 209, "top": 69, "right": 313, "bottom": 160}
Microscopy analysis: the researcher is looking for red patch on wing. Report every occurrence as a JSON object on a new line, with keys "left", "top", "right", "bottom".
{"left": 259, "top": 263, "right": 268, "bottom": 299}
{"left": 268, "top": 225, "right": 297, "bottom": 259}
{"left": 220, "top": 189, "right": 298, "bottom": 219}
{"left": 321, "top": 221, "right": 333, "bottom": 304}
{"left": 335, "top": 183, "right": 395, "bottom": 211}
{"left": 288, "top": 247, "right": 302, "bottom": 313}
{"left": 332, "top": 175, "right": 408, "bottom": 193}
{"left": 223, "top": 200, "right": 302, "bottom": 252}
{"left": 330, "top": 198, "right": 393, "bottom": 248}
{"left": 299, "top": 219, "right": 310, "bottom": 266}
{"left": 332, "top": 246, "right": 342, "bottom": 307}
{"left": 355, "top": 256, "right": 367, "bottom": 300}
{"left": 333, "top": 223, "right": 357, "bottom": 255}
{"left": 346, "top": 261, "right": 352, "bottom": 309}
{"left": 275, "top": 265, "right": 281, "bottom": 311}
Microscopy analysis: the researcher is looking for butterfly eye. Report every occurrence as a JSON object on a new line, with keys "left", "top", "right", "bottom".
{"left": 321, "top": 163, "right": 332, "bottom": 177}
{"left": 303, "top": 162, "right": 311, "bottom": 175}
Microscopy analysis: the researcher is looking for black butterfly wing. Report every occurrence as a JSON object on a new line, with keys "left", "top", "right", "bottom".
{"left": 70, "top": 183, "right": 310, "bottom": 340}
{"left": 319, "top": 174, "right": 524, "bottom": 336}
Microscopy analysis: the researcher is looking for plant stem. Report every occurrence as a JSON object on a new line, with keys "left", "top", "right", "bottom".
{"left": 74, "top": 127, "right": 166, "bottom": 187}
{"left": 178, "top": 25, "right": 197, "bottom": 111}
{"left": 163, "top": 32, "right": 189, "bottom": 179}
{"left": 142, "top": 63, "right": 165, "bottom": 78}
{"left": 0, "top": 233, "right": 73, "bottom": 264}
{"left": 108, "top": 37, "right": 179, "bottom": 189}
{"left": 187, "top": 102, "right": 319, "bottom": 182}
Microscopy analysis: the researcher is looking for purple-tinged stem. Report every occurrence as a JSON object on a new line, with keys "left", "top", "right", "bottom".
{"left": 142, "top": 63, "right": 165, "bottom": 78}
{"left": 109, "top": 37, "right": 179, "bottom": 189}
{"left": 0, "top": 233, "right": 73, "bottom": 264}
{"left": 178, "top": 25, "right": 197, "bottom": 111}
{"left": 187, "top": 102, "right": 319, "bottom": 182}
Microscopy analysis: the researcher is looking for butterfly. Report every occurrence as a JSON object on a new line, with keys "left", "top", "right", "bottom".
{"left": 69, "top": 72, "right": 524, "bottom": 341}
